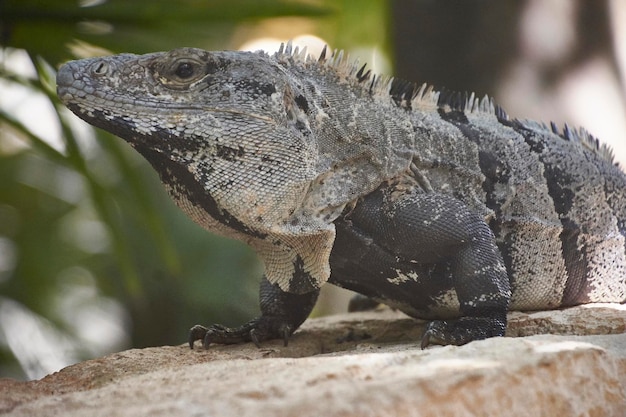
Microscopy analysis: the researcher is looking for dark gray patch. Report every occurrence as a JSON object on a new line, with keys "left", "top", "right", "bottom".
{"left": 215, "top": 144, "right": 245, "bottom": 162}
{"left": 438, "top": 108, "right": 469, "bottom": 125}
{"left": 288, "top": 255, "right": 319, "bottom": 293}
{"left": 295, "top": 94, "right": 310, "bottom": 113}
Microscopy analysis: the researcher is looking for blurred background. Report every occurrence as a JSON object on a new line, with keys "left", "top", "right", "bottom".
{"left": 1, "top": 0, "right": 625, "bottom": 380}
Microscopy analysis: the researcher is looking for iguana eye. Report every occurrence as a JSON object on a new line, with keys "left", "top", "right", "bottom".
{"left": 175, "top": 62, "right": 195, "bottom": 79}
{"left": 158, "top": 58, "right": 205, "bottom": 88}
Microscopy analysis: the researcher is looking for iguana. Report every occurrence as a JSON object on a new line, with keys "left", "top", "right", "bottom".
{"left": 56, "top": 43, "right": 626, "bottom": 349}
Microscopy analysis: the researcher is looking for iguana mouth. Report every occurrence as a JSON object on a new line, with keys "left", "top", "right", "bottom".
{"left": 58, "top": 69, "right": 275, "bottom": 124}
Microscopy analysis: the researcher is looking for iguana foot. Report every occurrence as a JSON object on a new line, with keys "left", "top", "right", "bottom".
{"left": 189, "top": 276, "right": 319, "bottom": 349}
{"left": 420, "top": 315, "right": 507, "bottom": 349}
{"left": 189, "top": 316, "right": 294, "bottom": 349}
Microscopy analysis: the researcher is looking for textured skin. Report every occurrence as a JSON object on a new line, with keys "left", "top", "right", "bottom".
{"left": 56, "top": 43, "right": 626, "bottom": 348}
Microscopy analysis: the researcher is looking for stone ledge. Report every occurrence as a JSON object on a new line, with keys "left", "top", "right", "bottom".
{"left": 1, "top": 304, "right": 625, "bottom": 417}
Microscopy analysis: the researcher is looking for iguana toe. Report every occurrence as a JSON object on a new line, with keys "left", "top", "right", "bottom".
{"left": 421, "top": 316, "right": 507, "bottom": 349}
{"left": 188, "top": 316, "right": 297, "bottom": 349}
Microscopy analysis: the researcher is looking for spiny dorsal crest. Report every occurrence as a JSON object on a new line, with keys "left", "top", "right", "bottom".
{"left": 273, "top": 41, "right": 616, "bottom": 165}
{"left": 274, "top": 41, "right": 466, "bottom": 112}
{"left": 518, "top": 119, "right": 616, "bottom": 165}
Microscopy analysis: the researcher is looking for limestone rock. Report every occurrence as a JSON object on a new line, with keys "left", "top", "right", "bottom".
{"left": 1, "top": 304, "right": 625, "bottom": 417}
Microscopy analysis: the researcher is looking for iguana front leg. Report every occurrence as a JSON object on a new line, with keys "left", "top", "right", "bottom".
{"left": 189, "top": 277, "right": 319, "bottom": 349}
{"left": 332, "top": 186, "right": 511, "bottom": 348}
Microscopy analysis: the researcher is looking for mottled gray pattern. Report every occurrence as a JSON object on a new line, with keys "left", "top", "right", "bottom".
{"left": 57, "top": 43, "right": 625, "bottom": 347}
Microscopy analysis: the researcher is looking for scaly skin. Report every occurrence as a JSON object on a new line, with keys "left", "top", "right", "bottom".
{"left": 57, "top": 43, "right": 626, "bottom": 348}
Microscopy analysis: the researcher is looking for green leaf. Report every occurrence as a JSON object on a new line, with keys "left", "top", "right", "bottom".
{"left": 1, "top": 0, "right": 332, "bottom": 63}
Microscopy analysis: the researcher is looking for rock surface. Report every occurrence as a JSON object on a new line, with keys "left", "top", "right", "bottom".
{"left": 1, "top": 304, "right": 625, "bottom": 417}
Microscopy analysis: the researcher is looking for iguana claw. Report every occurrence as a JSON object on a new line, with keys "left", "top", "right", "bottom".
{"left": 420, "top": 316, "right": 507, "bottom": 349}
{"left": 188, "top": 317, "right": 296, "bottom": 349}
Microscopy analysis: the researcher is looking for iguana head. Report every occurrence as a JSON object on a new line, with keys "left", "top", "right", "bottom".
{"left": 56, "top": 47, "right": 308, "bottom": 157}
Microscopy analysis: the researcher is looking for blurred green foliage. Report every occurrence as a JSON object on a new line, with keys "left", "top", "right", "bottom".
{"left": 2, "top": 0, "right": 334, "bottom": 61}
{"left": 0, "top": 0, "right": 391, "bottom": 379}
